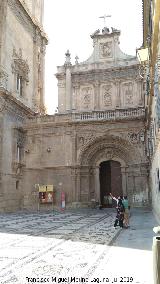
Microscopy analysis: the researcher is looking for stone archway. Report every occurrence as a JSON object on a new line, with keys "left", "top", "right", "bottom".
{"left": 77, "top": 135, "right": 143, "bottom": 206}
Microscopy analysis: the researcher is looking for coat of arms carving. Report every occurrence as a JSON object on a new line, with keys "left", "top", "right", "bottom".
{"left": 100, "top": 42, "right": 112, "bottom": 58}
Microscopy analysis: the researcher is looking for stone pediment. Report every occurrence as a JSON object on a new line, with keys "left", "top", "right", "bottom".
{"left": 56, "top": 26, "right": 142, "bottom": 114}
{"left": 78, "top": 27, "right": 138, "bottom": 68}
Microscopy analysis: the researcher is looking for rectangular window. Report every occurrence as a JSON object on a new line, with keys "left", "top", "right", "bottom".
{"left": 17, "top": 145, "right": 22, "bottom": 163}
{"left": 16, "top": 74, "right": 23, "bottom": 96}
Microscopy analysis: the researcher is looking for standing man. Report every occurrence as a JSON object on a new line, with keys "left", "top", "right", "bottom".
{"left": 110, "top": 193, "right": 124, "bottom": 228}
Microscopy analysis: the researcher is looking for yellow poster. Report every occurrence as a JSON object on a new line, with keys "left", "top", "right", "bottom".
{"left": 39, "top": 185, "right": 46, "bottom": 192}
{"left": 46, "top": 185, "right": 53, "bottom": 192}
{"left": 38, "top": 185, "right": 54, "bottom": 192}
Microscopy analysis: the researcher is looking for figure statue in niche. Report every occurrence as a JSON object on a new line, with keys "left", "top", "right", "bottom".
{"left": 125, "top": 83, "right": 133, "bottom": 105}
{"left": 103, "top": 85, "right": 112, "bottom": 107}
{"left": 79, "top": 137, "right": 84, "bottom": 146}
{"left": 82, "top": 87, "right": 92, "bottom": 109}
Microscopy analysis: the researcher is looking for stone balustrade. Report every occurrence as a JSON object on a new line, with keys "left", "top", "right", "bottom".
{"left": 26, "top": 107, "right": 145, "bottom": 125}
{"left": 72, "top": 107, "right": 145, "bottom": 121}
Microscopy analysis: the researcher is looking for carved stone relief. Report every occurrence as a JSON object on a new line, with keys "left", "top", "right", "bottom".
{"left": 78, "top": 133, "right": 142, "bottom": 166}
{"left": 127, "top": 129, "right": 145, "bottom": 144}
{"left": 100, "top": 42, "right": 113, "bottom": 58}
{"left": 78, "top": 134, "right": 95, "bottom": 149}
{"left": 104, "top": 149, "right": 115, "bottom": 160}
{"left": 0, "top": 66, "right": 8, "bottom": 89}
{"left": 109, "top": 129, "right": 145, "bottom": 145}
{"left": 101, "top": 84, "right": 112, "bottom": 107}
{"left": 72, "top": 67, "right": 139, "bottom": 84}
{"left": 123, "top": 82, "right": 133, "bottom": 106}
{"left": 81, "top": 86, "right": 93, "bottom": 109}
{"left": 12, "top": 48, "right": 30, "bottom": 83}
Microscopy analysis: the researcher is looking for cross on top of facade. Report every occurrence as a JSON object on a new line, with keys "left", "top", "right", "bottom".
{"left": 99, "top": 14, "right": 111, "bottom": 27}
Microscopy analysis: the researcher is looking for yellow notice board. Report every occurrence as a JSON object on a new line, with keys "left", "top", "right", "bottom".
{"left": 39, "top": 185, "right": 46, "bottom": 192}
{"left": 38, "top": 185, "right": 54, "bottom": 192}
{"left": 46, "top": 185, "right": 53, "bottom": 192}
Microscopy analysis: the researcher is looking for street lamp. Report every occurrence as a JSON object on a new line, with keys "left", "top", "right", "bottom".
{"left": 136, "top": 47, "right": 149, "bottom": 64}
{"left": 136, "top": 47, "right": 149, "bottom": 79}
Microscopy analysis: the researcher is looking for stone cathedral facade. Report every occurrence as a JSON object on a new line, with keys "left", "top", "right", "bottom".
{"left": 0, "top": 1, "right": 150, "bottom": 212}
{"left": 23, "top": 28, "right": 149, "bottom": 211}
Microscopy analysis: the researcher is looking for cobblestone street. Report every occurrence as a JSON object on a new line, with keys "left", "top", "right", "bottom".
{"left": 0, "top": 208, "right": 156, "bottom": 284}
{"left": 0, "top": 209, "right": 119, "bottom": 284}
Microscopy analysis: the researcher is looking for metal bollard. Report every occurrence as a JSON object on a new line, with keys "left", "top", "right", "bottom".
{"left": 152, "top": 236, "right": 160, "bottom": 284}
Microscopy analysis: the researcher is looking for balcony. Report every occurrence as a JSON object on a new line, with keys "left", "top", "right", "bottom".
{"left": 72, "top": 107, "right": 145, "bottom": 122}
{"left": 25, "top": 107, "right": 145, "bottom": 126}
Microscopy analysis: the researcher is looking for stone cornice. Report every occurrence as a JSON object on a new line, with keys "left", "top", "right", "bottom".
{"left": 56, "top": 63, "right": 140, "bottom": 78}
{"left": 8, "top": 0, "right": 48, "bottom": 43}
{"left": 23, "top": 107, "right": 145, "bottom": 131}
{"left": 0, "top": 90, "right": 35, "bottom": 118}
{"left": 71, "top": 66, "right": 140, "bottom": 82}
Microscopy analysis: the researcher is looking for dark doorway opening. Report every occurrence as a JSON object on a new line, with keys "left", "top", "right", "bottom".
{"left": 99, "top": 160, "right": 122, "bottom": 207}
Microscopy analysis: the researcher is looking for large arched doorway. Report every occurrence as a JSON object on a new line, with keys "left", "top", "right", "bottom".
{"left": 99, "top": 160, "right": 122, "bottom": 207}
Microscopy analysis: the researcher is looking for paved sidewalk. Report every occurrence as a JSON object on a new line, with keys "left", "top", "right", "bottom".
{"left": 0, "top": 208, "right": 158, "bottom": 284}
{"left": 89, "top": 208, "right": 158, "bottom": 284}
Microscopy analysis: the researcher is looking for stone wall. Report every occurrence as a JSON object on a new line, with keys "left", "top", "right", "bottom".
{"left": 0, "top": 0, "right": 47, "bottom": 212}
{"left": 22, "top": 117, "right": 149, "bottom": 210}
{"left": 0, "top": 0, "right": 47, "bottom": 112}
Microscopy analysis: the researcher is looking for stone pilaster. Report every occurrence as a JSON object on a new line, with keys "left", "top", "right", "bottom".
{"left": 121, "top": 166, "right": 127, "bottom": 196}
{"left": 65, "top": 67, "right": 72, "bottom": 111}
{"left": 94, "top": 80, "right": 100, "bottom": 109}
{"left": 76, "top": 168, "right": 81, "bottom": 202}
{"left": 94, "top": 166, "right": 100, "bottom": 202}
{"left": 39, "top": 40, "right": 46, "bottom": 113}
{"left": 0, "top": 2, "right": 7, "bottom": 66}
{"left": 115, "top": 80, "right": 121, "bottom": 107}
{"left": 72, "top": 84, "right": 79, "bottom": 110}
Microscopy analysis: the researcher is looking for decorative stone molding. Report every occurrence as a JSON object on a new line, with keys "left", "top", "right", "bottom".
{"left": 72, "top": 67, "right": 140, "bottom": 85}
{"left": 127, "top": 129, "right": 145, "bottom": 144}
{"left": 100, "top": 41, "right": 113, "bottom": 58}
{"left": 77, "top": 134, "right": 95, "bottom": 149}
{"left": 122, "top": 82, "right": 134, "bottom": 106}
{"left": 80, "top": 86, "right": 93, "bottom": 110}
{"left": 58, "top": 81, "right": 66, "bottom": 88}
{"left": 0, "top": 66, "right": 8, "bottom": 90}
{"left": 12, "top": 161, "right": 25, "bottom": 175}
{"left": 73, "top": 107, "right": 145, "bottom": 122}
{"left": 78, "top": 135, "right": 141, "bottom": 166}
{"left": 8, "top": 0, "right": 33, "bottom": 34}
{"left": 101, "top": 84, "right": 112, "bottom": 107}
{"left": 12, "top": 48, "right": 30, "bottom": 83}
{"left": 17, "top": 129, "right": 26, "bottom": 147}
{"left": 104, "top": 149, "right": 115, "bottom": 160}
{"left": 8, "top": 0, "right": 48, "bottom": 42}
